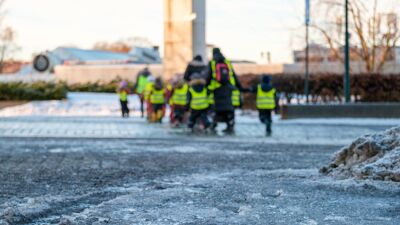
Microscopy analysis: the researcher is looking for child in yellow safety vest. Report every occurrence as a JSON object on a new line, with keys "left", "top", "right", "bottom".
{"left": 169, "top": 79, "right": 189, "bottom": 127}
{"left": 117, "top": 80, "right": 131, "bottom": 118}
{"left": 187, "top": 73, "right": 211, "bottom": 132}
{"left": 148, "top": 77, "right": 167, "bottom": 123}
{"left": 249, "top": 74, "right": 279, "bottom": 136}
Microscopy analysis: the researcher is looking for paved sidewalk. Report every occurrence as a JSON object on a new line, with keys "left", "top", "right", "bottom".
{"left": 0, "top": 92, "right": 397, "bottom": 144}
{"left": 0, "top": 116, "right": 393, "bottom": 145}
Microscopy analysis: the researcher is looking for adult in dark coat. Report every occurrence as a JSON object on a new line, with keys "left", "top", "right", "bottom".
{"left": 206, "top": 48, "right": 245, "bottom": 133}
{"left": 184, "top": 55, "right": 207, "bottom": 82}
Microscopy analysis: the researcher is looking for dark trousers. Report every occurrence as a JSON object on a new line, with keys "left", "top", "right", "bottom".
{"left": 259, "top": 109, "right": 272, "bottom": 133}
{"left": 151, "top": 104, "right": 164, "bottom": 123}
{"left": 188, "top": 109, "right": 210, "bottom": 129}
{"left": 120, "top": 100, "right": 129, "bottom": 117}
{"left": 173, "top": 106, "right": 187, "bottom": 123}
{"left": 212, "top": 110, "right": 235, "bottom": 129}
{"left": 139, "top": 95, "right": 144, "bottom": 117}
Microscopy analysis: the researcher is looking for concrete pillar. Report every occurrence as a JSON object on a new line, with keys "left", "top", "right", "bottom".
{"left": 164, "top": 0, "right": 206, "bottom": 80}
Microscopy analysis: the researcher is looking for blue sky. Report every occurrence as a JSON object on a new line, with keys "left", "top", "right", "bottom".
{"left": 3, "top": 0, "right": 304, "bottom": 63}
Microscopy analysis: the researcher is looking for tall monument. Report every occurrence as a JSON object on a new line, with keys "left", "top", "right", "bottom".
{"left": 164, "top": 0, "right": 206, "bottom": 79}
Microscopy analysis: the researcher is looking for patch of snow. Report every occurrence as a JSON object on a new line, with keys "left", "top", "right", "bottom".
{"left": 321, "top": 127, "right": 400, "bottom": 182}
{"left": 323, "top": 215, "right": 348, "bottom": 222}
{"left": 0, "top": 196, "right": 62, "bottom": 224}
{"left": 237, "top": 205, "right": 252, "bottom": 216}
{"left": 280, "top": 118, "right": 400, "bottom": 126}
{"left": 253, "top": 168, "right": 318, "bottom": 178}
{"left": 49, "top": 148, "right": 64, "bottom": 153}
{"left": 0, "top": 92, "right": 141, "bottom": 117}
{"left": 300, "top": 218, "right": 318, "bottom": 225}
{"left": 237, "top": 110, "right": 400, "bottom": 126}
{"left": 311, "top": 175, "right": 400, "bottom": 194}
{"left": 0, "top": 74, "right": 54, "bottom": 83}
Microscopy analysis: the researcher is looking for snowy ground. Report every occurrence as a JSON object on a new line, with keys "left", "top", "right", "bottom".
{"left": 0, "top": 93, "right": 399, "bottom": 225}
{"left": 0, "top": 74, "right": 54, "bottom": 83}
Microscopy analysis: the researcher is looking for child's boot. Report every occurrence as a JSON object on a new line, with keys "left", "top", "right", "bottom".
{"left": 266, "top": 123, "right": 272, "bottom": 136}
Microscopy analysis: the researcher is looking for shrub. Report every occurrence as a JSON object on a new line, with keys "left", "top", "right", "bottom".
{"left": 0, "top": 82, "right": 67, "bottom": 101}
{"left": 238, "top": 73, "right": 400, "bottom": 108}
{"left": 65, "top": 78, "right": 134, "bottom": 93}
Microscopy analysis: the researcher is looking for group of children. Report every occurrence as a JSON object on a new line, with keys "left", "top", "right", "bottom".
{"left": 117, "top": 73, "right": 278, "bottom": 135}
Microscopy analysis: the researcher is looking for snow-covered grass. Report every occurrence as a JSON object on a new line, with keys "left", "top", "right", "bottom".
{"left": 1, "top": 92, "right": 400, "bottom": 127}
{"left": 0, "top": 92, "right": 141, "bottom": 117}
{"left": 0, "top": 74, "right": 54, "bottom": 83}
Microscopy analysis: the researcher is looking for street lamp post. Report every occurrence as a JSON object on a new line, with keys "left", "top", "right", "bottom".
{"left": 344, "top": 0, "right": 351, "bottom": 103}
{"left": 305, "top": 0, "right": 310, "bottom": 104}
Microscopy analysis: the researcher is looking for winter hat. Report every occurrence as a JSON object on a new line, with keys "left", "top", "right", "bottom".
{"left": 193, "top": 55, "right": 203, "bottom": 62}
{"left": 212, "top": 47, "right": 225, "bottom": 61}
{"left": 212, "top": 48, "right": 221, "bottom": 55}
{"left": 154, "top": 77, "right": 164, "bottom": 90}
{"left": 261, "top": 74, "right": 271, "bottom": 84}
{"left": 170, "top": 76, "right": 182, "bottom": 88}
{"left": 174, "top": 79, "right": 185, "bottom": 89}
{"left": 189, "top": 72, "right": 206, "bottom": 86}
{"left": 191, "top": 72, "right": 203, "bottom": 80}
{"left": 119, "top": 80, "right": 128, "bottom": 88}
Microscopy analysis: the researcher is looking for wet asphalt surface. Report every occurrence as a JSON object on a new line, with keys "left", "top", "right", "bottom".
{"left": 0, "top": 136, "right": 399, "bottom": 225}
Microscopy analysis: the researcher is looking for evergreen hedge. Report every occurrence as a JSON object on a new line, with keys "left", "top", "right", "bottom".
{"left": 0, "top": 82, "right": 67, "bottom": 101}
{"left": 239, "top": 74, "right": 400, "bottom": 107}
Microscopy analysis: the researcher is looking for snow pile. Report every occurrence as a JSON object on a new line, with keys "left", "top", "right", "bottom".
{"left": 321, "top": 127, "right": 400, "bottom": 182}
{"left": 0, "top": 197, "right": 54, "bottom": 224}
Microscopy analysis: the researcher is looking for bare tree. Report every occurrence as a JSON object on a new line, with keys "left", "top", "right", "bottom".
{"left": 312, "top": 0, "right": 400, "bottom": 73}
{"left": 93, "top": 41, "right": 132, "bottom": 53}
{"left": 0, "top": 0, "right": 18, "bottom": 73}
{"left": 93, "top": 37, "right": 154, "bottom": 53}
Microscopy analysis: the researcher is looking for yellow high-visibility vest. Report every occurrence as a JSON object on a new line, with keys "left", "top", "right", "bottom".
{"left": 150, "top": 88, "right": 165, "bottom": 104}
{"left": 208, "top": 90, "right": 215, "bottom": 105}
{"left": 256, "top": 85, "right": 276, "bottom": 110}
{"left": 143, "top": 82, "right": 154, "bottom": 101}
{"left": 232, "top": 89, "right": 241, "bottom": 107}
{"left": 209, "top": 59, "right": 241, "bottom": 106}
{"left": 171, "top": 83, "right": 188, "bottom": 106}
{"left": 136, "top": 75, "right": 148, "bottom": 94}
{"left": 119, "top": 91, "right": 128, "bottom": 101}
{"left": 189, "top": 87, "right": 209, "bottom": 110}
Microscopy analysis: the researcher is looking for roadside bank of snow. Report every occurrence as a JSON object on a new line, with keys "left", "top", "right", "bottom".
{"left": 321, "top": 127, "right": 400, "bottom": 182}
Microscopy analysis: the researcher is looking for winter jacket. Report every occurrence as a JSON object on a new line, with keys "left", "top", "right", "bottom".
{"left": 205, "top": 52, "right": 244, "bottom": 112}
{"left": 184, "top": 60, "right": 207, "bottom": 82}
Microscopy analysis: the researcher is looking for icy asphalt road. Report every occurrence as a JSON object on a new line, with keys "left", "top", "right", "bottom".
{"left": 0, "top": 93, "right": 400, "bottom": 224}
{"left": 0, "top": 137, "right": 399, "bottom": 225}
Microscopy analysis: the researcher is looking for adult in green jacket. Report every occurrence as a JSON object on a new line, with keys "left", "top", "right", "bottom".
{"left": 135, "top": 67, "right": 151, "bottom": 117}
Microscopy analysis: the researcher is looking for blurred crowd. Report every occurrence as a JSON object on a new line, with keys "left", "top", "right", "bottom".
{"left": 117, "top": 48, "right": 279, "bottom": 136}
